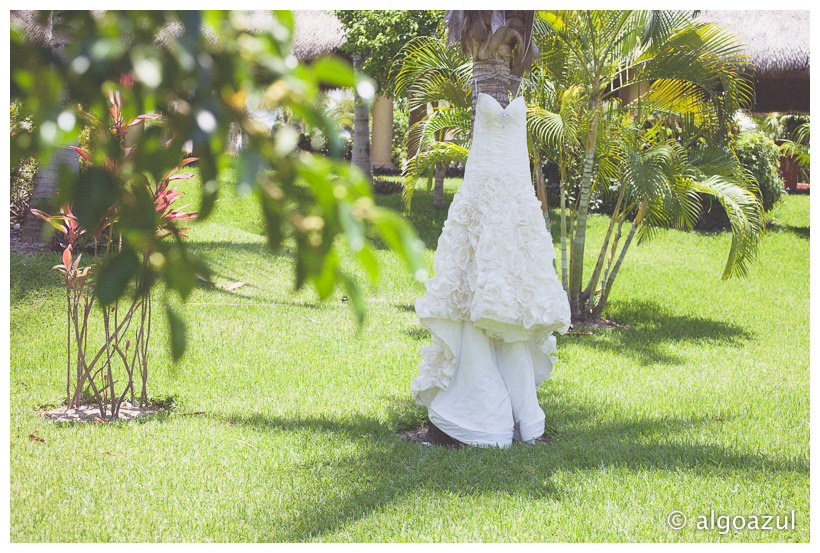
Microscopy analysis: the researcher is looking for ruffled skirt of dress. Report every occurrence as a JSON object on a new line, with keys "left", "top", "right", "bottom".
{"left": 412, "top": 168, "right": 571, "bottom": 447}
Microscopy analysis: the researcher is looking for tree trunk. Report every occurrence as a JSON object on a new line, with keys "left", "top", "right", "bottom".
{"left": 583, "top": 183, "right": 626, "bottom": 311}
{"left": 23, "top": 10, "right": 78, "bottom": 243}
{"left": 593, "top": 200, "right": 648, "bottom": 318}
{"left": 351, "top": 55, "right": 372, "bottom": 181}
{"left": 406, "top": 102, "right": 427, "bottom": 163}
{"left": 471, "top": 58, "right": 513, "bottom": 132}
{"left": 567, "top": 98, "right": 601, "bottom": 320}
{"left": 534, "top": 153, "right": 553, "bottom": 251}
{"left": 559, "top": 157, "right": 569, "bottom": 291}
{"left": 433, "top": 160, "right": 450, "bottom": 208}
{"left": 370, "top": 95, "right": 395, "bottom": 169}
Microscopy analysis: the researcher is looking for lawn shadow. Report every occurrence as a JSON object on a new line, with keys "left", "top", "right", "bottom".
{"left": 217, "top": 390, "right": 804, "bottom": 541}
{"left": 187, "top": 239, "right": 294, "bottom": 263}
{"left": 402, "top": 325, "right": 430, "bottom": 341}
{"left": 374, "top": 189, "right": 454, "bottom": 250}
{"left": 784, "top": 225, "right": 810, "bottom": 240}
{"left": 765, "top": 220, "right": 810, "bottom": 241}
{"left": 10, "top": 250, "right": 66, "bottom": 304}
{"left": 568, "top": 300, "right": 754, "bottom": 366}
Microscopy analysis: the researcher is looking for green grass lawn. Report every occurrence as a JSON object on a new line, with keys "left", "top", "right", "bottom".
{"left": 9, "top": 174, "right": 809, "bottom": 542}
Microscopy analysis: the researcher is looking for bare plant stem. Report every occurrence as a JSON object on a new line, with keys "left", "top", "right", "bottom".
{"left": 584, "top": 183, "right": 626, "bottom": 312}
{"left": 141, "top": 293, "right": 151, "bottom": 406}
{"left": 559, "top": 155, "right": 569, "bottom": 292}
{"left": 65, "top": 279, "right": 72, "bottom": 406}
{"left": 594, "top": 199, "right": 648, "bottom": 317}
{"left": 600, "top": 210, "right": 629, "bottom": 296}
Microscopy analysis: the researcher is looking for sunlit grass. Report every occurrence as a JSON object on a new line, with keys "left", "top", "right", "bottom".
{"left": 10, "top": 171, "right": 809, "bottom": 542}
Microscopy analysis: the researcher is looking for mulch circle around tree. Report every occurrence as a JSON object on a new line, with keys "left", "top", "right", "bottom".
{"left": 398, "top": 422, "right": 552, "bottom": 449}
{"left": 567, "top": 318, "right": 629, "bottom": 333}
{"left": 40, "top": 402, "right": 163, "bottom": 423}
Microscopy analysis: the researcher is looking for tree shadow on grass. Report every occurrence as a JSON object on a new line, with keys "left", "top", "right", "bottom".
{"left": 217, "top": 391, "right": 805, "bottom": 541}
{"left": 373, "top": 189, "right": 455, "bottom": 250}
{"left": 783, "top": 225, "right": 810, "bottom": 240}
{"left": 566, "top": 300, "right": 754, "bottom": 366}
{"left": 187, "top": 239, "right": 293, "bottom": 258}
{"left": 9, "top": 250, "right": 65, "bottom": 305}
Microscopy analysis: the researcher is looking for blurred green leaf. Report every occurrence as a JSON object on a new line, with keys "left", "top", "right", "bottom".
{"left": 338, "top": 200, "right": 365, "bottom": 253}
{"left": 64, "top": 166, "right": 121, "bottom": 233}
{"left": 369, "top": 207, "right": 426, "bottom": 277}
{"left": 356, "top": 244, "right": 379, "bottom": 283}
{"left": 95, "top": 247, "right": 141, "bottom": 306}
{"left": 10, "top": 9, "right": 433, "bottom": 358}
{"left": 313, "top": 249, "right": 338, "bottom": 299}
{"left": 162, "top": 243, "right": 197, "bottom": 301}
{"left": 165, "top": 304, "right": 187, "bottom": 363}
{"left": 311, "top": 56, "right": 355, "bottom": 89}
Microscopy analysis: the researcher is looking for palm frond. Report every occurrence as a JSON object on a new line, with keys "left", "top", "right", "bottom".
{"left": 425, "top": 108, "right": 472, "bottom": 142}
{"left": 402, "top": 142, "right": 469, "bottom": 207}
{"left": 692, "top": 176, "right": 764, "bottom": 279}
{"left": 527, "top": 106, "right": 570, "bottom": 151}
{"left": 394, "top": 35, "right": 472, "bottom": 110}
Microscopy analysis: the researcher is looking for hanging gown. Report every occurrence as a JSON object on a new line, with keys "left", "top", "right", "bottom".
{"left": 412, "top": 92, "right": 571, "bottom": 448}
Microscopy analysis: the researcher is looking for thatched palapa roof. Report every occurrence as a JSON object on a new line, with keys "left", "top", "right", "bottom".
{"left": 9, "top": 10, "right": 52, "bottom": 46}
{"left": 697, "top": 10, "right": 810, "bottom": 113}
{"left": 11, "top": 10, "right": 345, "bottom": 63}
{"left": 291, "top": 10, "right": 346, "bottom": 61}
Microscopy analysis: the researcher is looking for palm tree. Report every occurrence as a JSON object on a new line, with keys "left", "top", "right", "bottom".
{"left": 536, "top": 10, "right": 759, "bottom": 322}
{"left": 397, "top": 11, "right": 539, "bottom": 209}
{"left": 445, "top": 11, "right": 538, "bottom": 113}
{"left": 20, "top": 10, "right": 79, "bottom": 244}
{"left": 394, "top": 35, "right": 472, "bottom": 208}
{"left": 521, "top": 62, "right": 584, "bottom": 286}
{"left": 395, "top": 10, "right": 764, "bottom": 322}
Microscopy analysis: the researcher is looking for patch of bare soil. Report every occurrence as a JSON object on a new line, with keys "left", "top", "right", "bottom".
{"left": 10, "top": 226, "right": 54, "bottom": 256}
{"left": 567, "top": 317, "right": 628, "bottom": 333}
{"left": 398, "top": 422, "right": 552, "bottom": 448}
{"left": 41, "top": 402, "right": 163, "bottom": 423}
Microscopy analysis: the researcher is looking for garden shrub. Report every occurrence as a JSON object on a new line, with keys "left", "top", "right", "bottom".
{"left": 734, "top": 131, "right": 785, "bottom": 212}
{"left": 694, "top": 131, "right": 785, "bottom": 230}
{"left": 298, "top": 131, "right": 352, "bottom": 161}
{"left": 10, "top": 157, "right": 37, "bottom": 227}
{"left": 10, "top": 102, "right": 37, "bottom": 227}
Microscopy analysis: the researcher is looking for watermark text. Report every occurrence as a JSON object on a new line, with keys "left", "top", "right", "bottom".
{"left": 667, "top": 510, "right": 797, "bottom": 534}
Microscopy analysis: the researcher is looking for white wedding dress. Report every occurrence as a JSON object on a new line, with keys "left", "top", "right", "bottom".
{"left": 412, "top": 92, "right": 571, "bottom": 448}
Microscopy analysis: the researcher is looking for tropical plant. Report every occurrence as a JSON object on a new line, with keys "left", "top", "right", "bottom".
{"left": 733, "top": 130, "right": 785, "bottom": 212}
{"left": 582, "top": 117, "right": 763, "bottom": 316}
{"left": 394, "top": 34, "right": 472, "bottom": 208}
{"left": 392, "top": 10, "right": 763, "bottom": 322}
{"left": 30, "top": 89, "right": 198, "bottom": 419}
{"left": 334, "top": 10, "right": 443, "bottom": 99}
{"left": 397, "top": 11, "right": 540, "bottom": 210}
{"left": 11, "top": 10, "right": 426, "bottom": 356}
{"left": 521, "top": 63, "right": 584, "bottom": 284}
{"left": 778, "top": 121, "right": 810, "bottom": 183}
{"left": 536, "top": 10, "right": 760, "bottom": 322}
{"left": 335, "top": 11, "right": 443, "bottom": 183}
{"left": 756, "top": 112, "right": 809, "bottom": 142}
